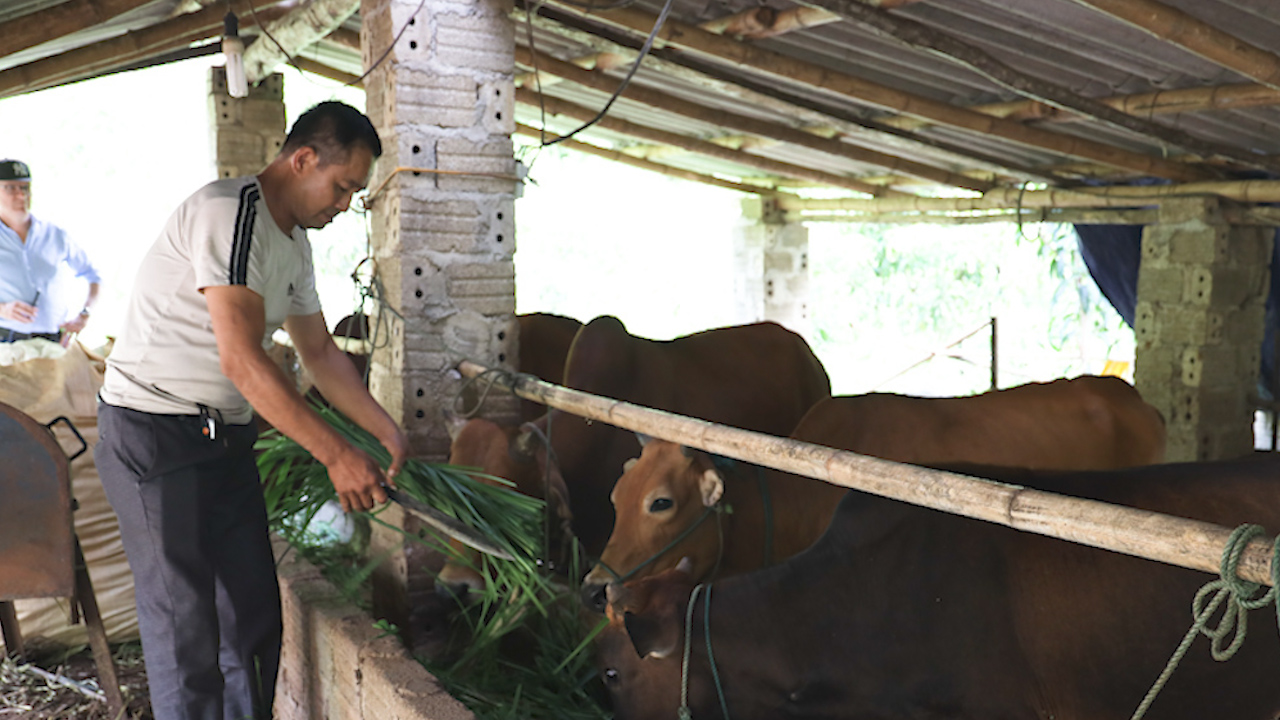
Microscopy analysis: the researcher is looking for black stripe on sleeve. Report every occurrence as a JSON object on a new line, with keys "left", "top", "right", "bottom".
{"left": 228, "top": 184, "right": 260, "bottom": 285}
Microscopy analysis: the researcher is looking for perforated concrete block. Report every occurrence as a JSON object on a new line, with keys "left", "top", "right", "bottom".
{"left": 436, "top": 9, "right": 514, "bottom": 72}
{"left": 1137, "top": 266, "right": 1184, "bottom": 304}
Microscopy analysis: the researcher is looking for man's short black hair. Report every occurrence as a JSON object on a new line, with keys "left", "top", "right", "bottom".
{"left": 281, "top": 101, "right": 382, "bottom": 165}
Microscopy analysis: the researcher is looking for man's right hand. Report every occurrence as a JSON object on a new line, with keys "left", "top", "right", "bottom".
{"left": 0, "top": 301, "right": 36, "bottom": 323}
{"left": 327, "top": 444, "right": 392, "bottom": 513}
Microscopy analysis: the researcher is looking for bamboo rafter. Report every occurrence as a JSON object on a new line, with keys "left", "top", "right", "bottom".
{"left": 516, "top": 88, "right": 897, "bottom": 196}
{"left": 0, "top": 1, "right": 291, "bottom": 99}
{"left": 515, "top": 124, "right": 785, "bottom": 195}
{"left": 1, "top": 0, "right": 155, "bottom": 61}
{"left": 542, "top": 0, "right": 1215, "bottom": 182}
{"left": 773, "top": 179, "right": 1280, "bottom": 213}
{"left": 457, "top": 360, "right": 1278, "bottom": 588}
{"left": 1072, "top": 0, "right": 1280, "bottom": 92}
{"left": 516, "top": 45, "right": 993, "bottom": 192}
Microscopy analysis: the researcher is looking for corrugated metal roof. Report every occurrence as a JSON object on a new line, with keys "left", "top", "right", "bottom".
{"left": 4, "top": 0, "right": 1280, "bottom": 201}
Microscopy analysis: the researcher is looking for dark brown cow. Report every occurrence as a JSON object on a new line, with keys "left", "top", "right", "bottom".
{"left": 601, "top": 455, "right": 1280, "bottom": 720}
{"left": 433, "top": 313, "right": 582, "bottom": 594}
{"left": 582, "top": 375, "right": 1166, "bottom": 608}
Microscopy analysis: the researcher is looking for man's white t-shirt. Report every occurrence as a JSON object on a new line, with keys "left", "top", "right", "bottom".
{"left": 102, "top": 177, "right": 322, "bottom": 424}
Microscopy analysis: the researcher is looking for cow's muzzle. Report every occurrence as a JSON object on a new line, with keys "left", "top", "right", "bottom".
{"left": 581, "top": 581, "right": 608, "bottom": 613}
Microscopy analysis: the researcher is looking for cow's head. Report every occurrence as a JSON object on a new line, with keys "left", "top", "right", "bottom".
{"left": 580, "top": 439, "right": 725, "bottom": 612}
{"left": 596, "top": 559, "right": 694, "bottom": 719}
{"left": 435, "top": 413, "right": 571, "bottom": 598}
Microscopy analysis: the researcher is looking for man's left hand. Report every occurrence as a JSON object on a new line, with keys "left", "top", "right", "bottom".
{"left": 60, "top": 312, "right": 88, "bottom": 334}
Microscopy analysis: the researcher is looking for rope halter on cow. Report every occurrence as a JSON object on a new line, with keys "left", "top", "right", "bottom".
{"left": 680, "top": 583, "right": 730, "bottom": 720}
{"left": 594, "top": 503, "right": 727, "bottom": 585}
{"left": 1130, "top": 523, "right": 1280, "bottom": 720}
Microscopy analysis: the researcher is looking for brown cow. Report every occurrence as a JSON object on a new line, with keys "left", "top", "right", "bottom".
{"left": 602, "top": 455, "right": 1280, "bottom": 720}
{"left": 581, "top": 375, "right": 1165, "bottom": 609}
{"left": 436, "top": 315, "right": 832, "bottom": 596}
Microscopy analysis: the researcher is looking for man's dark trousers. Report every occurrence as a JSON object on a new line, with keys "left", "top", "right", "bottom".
{"left": 96, "top": 404, "right": 281, "bottom": 720}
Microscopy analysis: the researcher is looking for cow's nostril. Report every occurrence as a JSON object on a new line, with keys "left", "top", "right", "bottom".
{"left": 580, "top": 583, "right": 608, "bottom": 613}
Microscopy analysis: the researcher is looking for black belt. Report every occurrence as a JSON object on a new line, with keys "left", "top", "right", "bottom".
{"left": 1, "top": 329, "right": 61, "bottom": 343}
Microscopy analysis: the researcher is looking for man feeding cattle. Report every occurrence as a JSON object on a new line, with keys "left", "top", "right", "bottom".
{"left": 96, "top": 101, "right": 409, "bottom": 720}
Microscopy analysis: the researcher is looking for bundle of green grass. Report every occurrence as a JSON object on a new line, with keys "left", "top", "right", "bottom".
{"left": 257, "top": 405, "right": 609, "bottom": 719}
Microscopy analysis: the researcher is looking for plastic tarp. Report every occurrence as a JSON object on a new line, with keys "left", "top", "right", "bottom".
{"left": 1075, "top": 225, "right": 1280, "bottom": 399}
{"left": 0, "top": 340, "right": 139, "bottom": 652}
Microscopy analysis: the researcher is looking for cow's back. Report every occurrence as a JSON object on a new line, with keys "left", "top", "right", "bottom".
{"left": 516, "top": 313, "right": 582, "bottom": 421}
{"left": 796, "top": 375, "right": 1164, "bottom": 471}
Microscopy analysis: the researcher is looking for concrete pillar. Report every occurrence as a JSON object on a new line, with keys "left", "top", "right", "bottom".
{"left": 1134, "top": 196, "right": 1272, "bottom": 461}
{"left": 733, "top": 196, "right": 811, "bottom": 332}
{"left": 361, "top": 0, "right": 519, "bottom": 630}
{"left": 208, "top": 68, "right": 286, "bottom": 179}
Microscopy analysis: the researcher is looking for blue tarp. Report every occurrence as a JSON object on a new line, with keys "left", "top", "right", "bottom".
{"left": 1074, "top": 225, "right": 1280, "bottom": 399}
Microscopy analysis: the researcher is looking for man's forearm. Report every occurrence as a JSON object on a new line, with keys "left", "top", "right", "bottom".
{"left": 304, "top": 344, "right": 401, "bottom": 447}
{"left": 226, "top": 349, "right": 352, "bottom": 465}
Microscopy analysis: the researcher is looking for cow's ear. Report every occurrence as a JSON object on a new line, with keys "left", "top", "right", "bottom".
{"left": 699, "top": 468, "right": 724, "bottom": 507}
{"left": 442, "top": 409, "right": 468, "bottom": 442}
{"left": 624, "top": 611, "right": 679, "bottom": 659}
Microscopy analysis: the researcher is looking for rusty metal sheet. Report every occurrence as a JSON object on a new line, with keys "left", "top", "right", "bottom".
{"left": 0, "top": 401, "right": 74, "bottom": 600}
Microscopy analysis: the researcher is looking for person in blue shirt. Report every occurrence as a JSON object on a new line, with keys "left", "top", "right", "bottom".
{"left": 0, "top": 158, "right": 102, "bottom": 343}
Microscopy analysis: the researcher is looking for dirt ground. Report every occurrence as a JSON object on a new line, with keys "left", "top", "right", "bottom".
{"left": 0, "top": 644, "right": 152, "bottom": 720}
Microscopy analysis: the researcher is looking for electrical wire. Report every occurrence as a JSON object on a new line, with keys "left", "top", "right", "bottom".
{"left": 524, "top": 0, "right": 678, "bottom": 147}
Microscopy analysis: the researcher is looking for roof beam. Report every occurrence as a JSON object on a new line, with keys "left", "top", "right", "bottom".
{"left": 517, "top": 88, "right": 899, "bottom": 196}
{"left": 516, "top": 45, "right": 993, "bottom": 192}
{"left": 700, "top": 6, "right": 840, "bottom": 40}
{"left": 1072, "top": 0, "right": 1280, "bottom": 92}
{"left": 516, "top": 124, "right": 783, "bottom": 195}
{"left": 241, "top": 0, "right": 359, "bottom": 83}
{"left": 1, "top": 0, "right": 155, "bottom": 60}
{"left": 775, "top": 178, "right": 1280, "bottom": 212}
{"left": 797, "top": 0, "right": 1277, "bottom": 173}
{"left": 0, "top": 2, "right": 290, "bottom": 99}
{"left": 542, "top": 0, "right": 1214, "bottom": 182}
{"left": 888, "top": 82, "right": 1280, "bottom": 129}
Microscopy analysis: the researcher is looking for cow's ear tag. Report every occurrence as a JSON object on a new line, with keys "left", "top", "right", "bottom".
{"left": 700, "top": 469, "right": 724, "bottom": 507}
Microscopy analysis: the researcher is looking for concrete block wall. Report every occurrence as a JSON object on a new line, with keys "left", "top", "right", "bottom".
{"left": 733, "top": 197, "right": 811, "bottom": 332}
{"left": 273, "top": 536, "right": 474, "bottom": 720}
{"left": 208, "top": 69, "right": 286, "bottom": 179}
{"left": 1134, "top": 196, "right": 1273, "bottom": 461}
{"left": 360, "top": 0, "right": 520, "bottom": 631}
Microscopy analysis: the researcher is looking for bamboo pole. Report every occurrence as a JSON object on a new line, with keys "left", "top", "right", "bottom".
{"left": 458, "top": 360, "right": 1278, "bottom": 587}
{"left": 1072, "top": 0, "right": 1280, "bottom": 92}
{"left": 785, "top": 208, "right": 1164, "bottom": 225}
{"left": 516, "top": 88, "right": 896, "bottom": 196}
{"left": 0, "top": 2, "right": 290, "bottom": 99}
{"left": 515, "top": 124, "right": 784, "bottom": 195}
{"left": 543, "top": 0, "right": 1214, "bottom": 182}
{"left": 0, "top": 0, "right": 155, "bottom": 61}
{"left": 773, "top": 179, "right": 1280, "bottom": 213}
{"left": 888, "top": 83, "right": 1280, "bottom": 132}
{"left": 798, "top": 0, "right": 1278, "bottom": 173}
{"left": 516, "top": 46, "right": 992, "bottom": 192}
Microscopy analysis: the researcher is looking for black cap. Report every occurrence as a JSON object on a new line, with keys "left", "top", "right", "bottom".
{"left": 0, "top": 160, "right": 31, "bottom": 181}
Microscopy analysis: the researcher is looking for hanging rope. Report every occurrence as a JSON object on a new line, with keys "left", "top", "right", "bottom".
{"left": 1129, "top": 524, "right": 1280, "bottom": 720}
{"left": 677, "top": 583, "right": 731, "bottom": 720}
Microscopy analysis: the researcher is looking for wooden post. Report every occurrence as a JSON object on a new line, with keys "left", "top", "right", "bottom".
{"left": 458, "top": 359, "right": 1279, "bottom": 587}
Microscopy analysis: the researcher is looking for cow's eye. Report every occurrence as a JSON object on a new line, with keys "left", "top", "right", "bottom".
{"left": 604, "top": 668, "right": 620, "bottom": 685}
{"left": 649, "top": 498, "right": 674, "bottom": 512}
